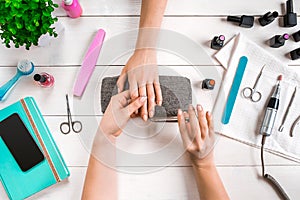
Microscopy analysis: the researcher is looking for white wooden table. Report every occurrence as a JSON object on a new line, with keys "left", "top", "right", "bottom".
{"left": 1, "top": 0, "right": 300, "bottom": 199}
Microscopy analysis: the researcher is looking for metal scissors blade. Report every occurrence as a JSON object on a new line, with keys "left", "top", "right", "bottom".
{"left": 60, "top": 94, "right": 82, "bottom": 134}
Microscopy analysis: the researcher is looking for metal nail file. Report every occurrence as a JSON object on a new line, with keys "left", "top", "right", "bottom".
{"left": 222, "top": 56, "right": 248, "bottom": 124}
{"left": 73, "top": 29, "right": 106, "bottom": 97}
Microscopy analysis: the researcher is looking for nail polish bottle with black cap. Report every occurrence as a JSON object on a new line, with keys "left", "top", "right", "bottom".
{"left": 284, "top": 0, "right": 297, "bottom": 27}
{"left": 290, "top": 48, "right": 300, "bottom": 60}
{"left": 34, "top": 73, "right": 55, "bottom": 87}
{"left": 270, "top": 33, "right": 289, "bottom": 48}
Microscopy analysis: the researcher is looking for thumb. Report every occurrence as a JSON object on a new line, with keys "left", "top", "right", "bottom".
{"left": 117, "top": 70, "right": 127, "bottom": 93}
{"left": 124, "top": 96, "right": 147, "bottom": 117}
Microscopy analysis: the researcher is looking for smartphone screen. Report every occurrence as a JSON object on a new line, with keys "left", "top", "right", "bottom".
{"left": 0, "top": 113, "right": 44, "bottom": 172}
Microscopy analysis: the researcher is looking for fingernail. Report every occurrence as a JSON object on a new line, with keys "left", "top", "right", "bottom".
{"left": 140, "top": 96, "right": 147, "bottom": 103}
{"left": 197, "top": 104, "right": 203, "bottom": 111}
{"left": 143, "top": 114, "right": 148, "bottom": 121}
{"left": 157, "top": 100, "right": 162, "bottom": 106}
{"left": 117, "top": 87, "right": 121, "bottom": 93}
{"left": 178, "top": 109, "right": 182, "bottom": 115}
{"left": 189, "top": 104, "right": 194, "bottom": 110}
{"left": 207, "top": 111, "right": 212, "bottom": 118}
{"left": 149, "top": 110, "right": 154, "bottom": 118}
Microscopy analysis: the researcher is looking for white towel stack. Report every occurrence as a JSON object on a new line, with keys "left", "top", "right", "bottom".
{"left": 213, "top": 33, "right": 300, "bottom": 162}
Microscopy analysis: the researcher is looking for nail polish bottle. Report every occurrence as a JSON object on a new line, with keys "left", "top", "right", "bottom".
{"left": 202, "top": 79, "right": 215, "bottom": 90}
{"left": 269, "top": 33, "right": 289, "bottom": 48}
{"left": 258, "top": 11, "right": 279, "bottom": 26}
{"left": 211, "top": 35, "right": 225, "bottom": 50}
{"left": 283, "top": 0, "right": 297, "bottom": 27}
{"left": 290, "top": 48, "right": 300, "bottom": 60}
{"left": 227, "top": 15, "right": 254, "bottom": 28}
{"left": 61, "top": 0, "right": 82, "bottom": 18}
{"left": 34, "top": 73, "right": 55, "bottom": 88}
{"left": 292, "top": 30, "right": 300, "bottom": 42}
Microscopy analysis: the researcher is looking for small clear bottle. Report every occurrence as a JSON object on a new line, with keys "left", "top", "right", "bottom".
{"left": 33, "top": 73, "right": 55, "bottom": 88}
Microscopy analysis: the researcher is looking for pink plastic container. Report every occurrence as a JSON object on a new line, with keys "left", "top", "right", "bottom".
{"left": 61, "top": 0, "right": 82, "bottom": 18}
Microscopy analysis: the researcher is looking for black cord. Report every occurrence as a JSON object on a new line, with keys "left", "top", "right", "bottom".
{"left": 260, "top": 135, "right": 291, "bottom": 200}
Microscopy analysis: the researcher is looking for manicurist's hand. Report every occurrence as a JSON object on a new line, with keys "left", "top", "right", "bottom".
{"left": 117, "top": 49, "right": 162, "bottom": 122}
{"left": 178, "top": 105, "right": 230, "bottom": 200}
{"left": 100, "top": 90, "right": 147, "bottom": 137}
{"left": 177, "top": 104, "right": 215, "bottom": 166}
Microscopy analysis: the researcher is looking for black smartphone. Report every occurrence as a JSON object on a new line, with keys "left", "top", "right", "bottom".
{"left": 0, "top": 113, "right": 44, "bottom": 172}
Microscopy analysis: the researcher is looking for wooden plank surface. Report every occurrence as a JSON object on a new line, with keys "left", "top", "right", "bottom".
{"left": 1, "top": 166, "right": 300, "bottom": 200}
{"left": 1, "top": 1, "right": 300, "bottom": 199}
{"left": 1, "top": 17, "right": 300, "bottom": 66}
{"left": 53, "top": 0, "right": 300, "bottom": 16}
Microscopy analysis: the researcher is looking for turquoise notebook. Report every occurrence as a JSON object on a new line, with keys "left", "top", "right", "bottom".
{"left": 0, "top": 97, "right": 70, "bottom": 200}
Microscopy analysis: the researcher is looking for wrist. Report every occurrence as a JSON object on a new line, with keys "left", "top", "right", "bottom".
{"left": 135, "top": 28, "right": 160, "bottom": 49}
{"left": 134, "top": 48, "right": 157, "bottom": 55}
{"left": 189, "top": 151, "right": 215, "bottom": 169}
{"left": 98, "top": 122, "right": 119, "bottom": 139}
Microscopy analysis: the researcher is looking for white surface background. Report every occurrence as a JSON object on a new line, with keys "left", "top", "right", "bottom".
{"left": 0, "top": 0, "right": 300, "bottom": 199}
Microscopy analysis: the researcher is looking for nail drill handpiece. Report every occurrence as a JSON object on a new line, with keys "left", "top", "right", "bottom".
{"left": 260, "top": 75, "right": 282, "bottom": 136}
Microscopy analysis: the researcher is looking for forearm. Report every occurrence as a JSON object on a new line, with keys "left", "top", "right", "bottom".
{"left": 139, "top": 0, "right": 168, "bottom": 28}
{"left": 82, "top": 129, "right": 118, "bottom": 200}
{"left": 192, "top": 164, "right": 229, "bottom": 200}
{"left": 136, "top": 0, "right": 168, "bottom": 49}
{"left": 82, "top": 155, "right": 118, "bottom": 200}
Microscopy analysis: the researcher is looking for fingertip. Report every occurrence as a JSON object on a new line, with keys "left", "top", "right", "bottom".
{"left": 157, "top": 100, "right": 163, "bottom": 106}
{"left": 206, "top": 111, "right": 212, "bottom": 119}
{"left": 177, "top": 109, "right": 182, "bottom": 123}
{"left": 142, "top": 114, "right": 148, "bottom": 121}
{"left": 178, "top": 109, "right": 182, "bottom": 116}
{"left": 149, "top": 110, "right": 154, "bottom": 118}
{"left": 197, "top": 104, "right": 203, "bottom": 111}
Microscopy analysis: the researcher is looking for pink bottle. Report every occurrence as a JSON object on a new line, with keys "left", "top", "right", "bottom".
{"left": 61, "top": 0, "right": 82, "bottom": 18}
{"left": 34, "top": 73, "right": 55, "bottom": 88}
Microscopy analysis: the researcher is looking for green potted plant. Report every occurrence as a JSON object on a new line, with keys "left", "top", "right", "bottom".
{"left": 0, "top": 0, "right": 59, "bottom": 50}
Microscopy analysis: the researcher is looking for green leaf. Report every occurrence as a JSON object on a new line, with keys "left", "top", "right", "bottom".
{"left": 8, "top": 27, "right": 16, "bottom": 34}
{"left": 16, "top": 22, "right": 23, "bottom": 29}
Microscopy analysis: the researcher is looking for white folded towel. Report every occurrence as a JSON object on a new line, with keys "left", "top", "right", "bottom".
{"left": 213, "top": 33, "right": 300, "bottom": 162}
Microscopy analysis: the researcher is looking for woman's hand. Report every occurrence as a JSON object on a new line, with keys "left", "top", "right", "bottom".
{"left": 100, "top": 90, "right": 147, "bottom": 137}
{"left": 117, "top": 49, "right": 163, "bottom": 121}
{"left": 177, "top": 104, "right": 215, "bottom": 167}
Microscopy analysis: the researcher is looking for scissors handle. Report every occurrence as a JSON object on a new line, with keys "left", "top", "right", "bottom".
{"left": 71, "top": 121, "right": 82, "bottom": 133}
{"left": 242, "top": 87, "right": 254, "bottom": 98}
{"left": 251, "top": 91, "right": 262, "bottom": 102}
{"left": 60, "top": 122, "right": 71, "bottom": 134}
{"left": 242, "top": 87, "right": 262, "bottom": 102}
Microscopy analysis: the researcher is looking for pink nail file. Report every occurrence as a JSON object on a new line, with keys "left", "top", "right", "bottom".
{"left": 73, "top": 29, "right": 106, "bottom": 97}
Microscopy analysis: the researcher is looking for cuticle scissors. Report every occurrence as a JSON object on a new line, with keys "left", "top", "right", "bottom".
{"left": 60, "top": 94, "right": 82, "bottom": 134}
{"left": 242, "top": 65, "right": 265, "bottom": 102}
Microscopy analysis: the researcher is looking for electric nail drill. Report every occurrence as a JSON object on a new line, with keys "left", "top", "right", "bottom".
{"left": 260, "top": 75, "right": 282, "bottom": 137}
{"left": 260, "top": 75, "right": 291, "bottom": 200}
